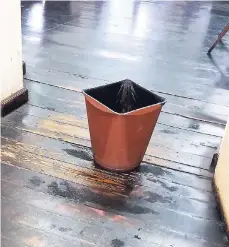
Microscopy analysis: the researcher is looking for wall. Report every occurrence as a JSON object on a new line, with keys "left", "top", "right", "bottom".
{"left": 0, "top": 0, "right": 23, "bottom": 101}
{"left": 214, "top": 117, "right": 229, "bottom": 231}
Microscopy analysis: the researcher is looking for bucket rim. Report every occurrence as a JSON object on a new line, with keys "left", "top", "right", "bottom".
{"left": 82, "top": 80, "right": 166, "bottom": 115}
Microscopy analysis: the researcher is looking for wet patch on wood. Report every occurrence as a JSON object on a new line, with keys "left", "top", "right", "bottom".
{"left": 111, "top": 239, "right": 125, "bottom": 247}
{"left": 63, "top": 148, "right": 93, "bottom": 161}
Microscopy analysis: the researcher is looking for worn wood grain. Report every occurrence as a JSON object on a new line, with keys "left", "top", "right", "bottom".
{"left": 2, "top": 108, "right": 216, "bottom": 168}
{"left": 1, "top": 237, "right": 31, "bottom": 247}
{"left": 23, "top": 24, "right": 229, "bottom": 106}
{"left": 1, "top": 127, "right": 214, "bottom": 193}
{"left": 18, "top": 93, "right": 226, "bottom": 137}
{"left": 1, "top": 145, "right": 214, "bottom": 210}
{"left": 0, "top": 199, "right": 217, "bottom": 247}
{"left": 2, "top": 114, "right": 214, "bottom": 177}
{"left": 1, "top": 162, "right": 217, "bottom": 221}
{"left": 2, "top": 218, "right": 91, "bottom": 247}
{"left": 1, "top": 189, "right": 216, "bottom": 247}
{"left": 24, "top": 79, "right": 229, "bottom": 125}
{"left": 1, "top": 140, "right": 213, "bottom": 204}
{"left": 4, "top": 104, "right": 221, "bottom": 156}
{"left": 2, "top": 197, "right": 104, "bottom": 246}
{"left": 10, "top": 103, "right": 221, "bottom": 169}
{"left": 2, "top": 179, "right": 227, "bottom": 246}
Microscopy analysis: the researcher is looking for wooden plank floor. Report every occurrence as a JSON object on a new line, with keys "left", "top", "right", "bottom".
{"left": 2, "top": 1, "right": 229, "bottom": 246}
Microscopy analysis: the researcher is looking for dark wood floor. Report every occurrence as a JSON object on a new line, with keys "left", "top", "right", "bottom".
{"left": 2, "top": 1, "right": 229, "bottom": 246}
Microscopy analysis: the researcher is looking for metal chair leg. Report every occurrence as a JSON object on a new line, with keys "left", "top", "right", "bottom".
{"left": 207, "top": 23, "right": 229, "bottom": 55}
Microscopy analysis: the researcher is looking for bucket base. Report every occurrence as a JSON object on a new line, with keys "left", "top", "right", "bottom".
{"left": 94, "top": 160, "right": 140, "bottom": 173}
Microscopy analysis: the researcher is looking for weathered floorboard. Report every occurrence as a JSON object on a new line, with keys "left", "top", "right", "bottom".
{"left": 1, "top": 116, "right": 215, "bottom": 173}
{"left": 18, "top": 90, "right": 226, "bottom": 137}
{"left": 2, "top": 197, "right": 104, "bottom": 246}
{"left": 0, "top": 199, "right": 220, "bottom": 247}
{"left": 2, "top": 178, "right": 227, "bottom": 246}
{"left": 24, "top": 79, "right": 229, "bottom": 125}
{"left": 2, "top": 217, "right": 91, "bottom": 247}
{"left": 1, "top": 162, "right": 217, "bottom": 220}
{"left": 1, "top": 237, "right": 31, "bottom": 247}
{"left": 1, "top": 128, "right": 214, "bottom": 192}
{"left": 3, "top": 108, "right": 220, "bottom": 160}
{"left": 2, "top": 113, "right": 215, "bottom": 177}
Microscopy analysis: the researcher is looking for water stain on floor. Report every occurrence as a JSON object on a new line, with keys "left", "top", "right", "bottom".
{"left": 64, "top": 148, "right": 93, "bottom": 161}
{"left": 29, "top": 176, "right": 45, "bottom": 187}
{"left": 148, "top": 178, "right": 178, "bottom": 192}
{"left": 144, "top": 191, "right": 172, "bottom": 204}
{"left": 160, "top": 129, "right": 176, "bottom": 134}
{"left": 111, "top": 239, "right": 125, "bottom": 247}
{"left": 189, "top": 123, "right": 200, "bottom": 130}
{"left": 139, "top": 164, "right": 172, "bottom": 177}
{"left": 46, "top": 180, "right": 159, "bottom": 215}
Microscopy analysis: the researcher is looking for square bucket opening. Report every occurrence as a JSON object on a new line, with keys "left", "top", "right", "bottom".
{"left": 84, "top": 79, "right": 165, "bottom": 113}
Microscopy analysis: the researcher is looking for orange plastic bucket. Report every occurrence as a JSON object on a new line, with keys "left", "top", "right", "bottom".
{"left": 83, "top": 80, "right": 166, "bottom": 172}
